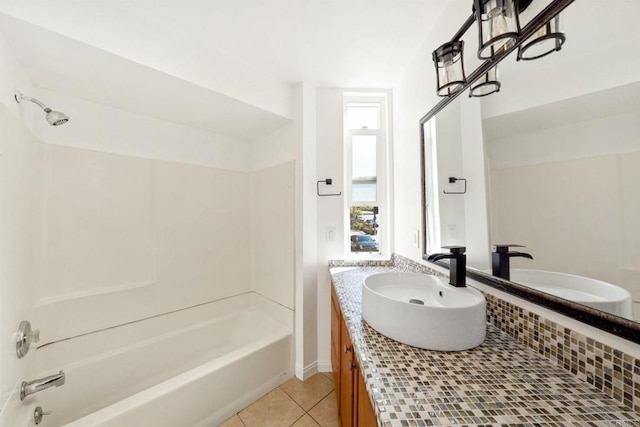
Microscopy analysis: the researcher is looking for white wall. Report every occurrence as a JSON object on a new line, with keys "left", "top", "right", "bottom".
{"left": 434, "top": 100, "right": 466, "bottom": 248}
{"left": 488, "top": 111, "right": 640, "bottom": 169}
{"left": 460, "top": 99, "right": 491, "bottom": 269}
{"left": 315, "top": 88, "right": 346, "bottom": 371}
{"left": 300, "top": 84, "right": 319, "bottom": 379}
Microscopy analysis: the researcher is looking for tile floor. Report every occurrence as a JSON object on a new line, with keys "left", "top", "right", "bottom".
{"left": 220, "top": 372, "right": 339, "bottom": 427}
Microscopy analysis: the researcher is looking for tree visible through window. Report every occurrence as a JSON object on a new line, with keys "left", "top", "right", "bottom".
{"left": 349, "top": 206, "right": 379, "bottom": 253}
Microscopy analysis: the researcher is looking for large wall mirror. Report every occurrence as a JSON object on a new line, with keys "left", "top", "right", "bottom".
{"left": 421, "top": 0, "right": 640, "bottom": 343}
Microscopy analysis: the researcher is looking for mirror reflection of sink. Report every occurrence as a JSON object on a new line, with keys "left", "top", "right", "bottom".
{"left": 362, "top": 272, "right": 486, "bottom": 351}
{"left": 506, "top": 269, "right": 633, "bottom": 319}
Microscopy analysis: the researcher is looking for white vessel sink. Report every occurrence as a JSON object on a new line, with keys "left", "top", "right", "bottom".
{"left": 362, "top": 272, "right": 486, "bottom": 351}
{"left": 508, "top": 269, "right": 633, "bottom": 319}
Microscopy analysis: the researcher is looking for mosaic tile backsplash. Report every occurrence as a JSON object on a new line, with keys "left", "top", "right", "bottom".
{"left": 330, "top": 257, "right": 640, "bottom": 426}
{"left": 486, "top": 294, "right": 640, "bottom": 415}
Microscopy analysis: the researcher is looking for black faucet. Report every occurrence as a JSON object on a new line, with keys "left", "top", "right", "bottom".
{"left": 427, "top": 246, "right": 466, "bottom": 287}
{"left": 491, "top": 244, "right": 533, "bottom": 280}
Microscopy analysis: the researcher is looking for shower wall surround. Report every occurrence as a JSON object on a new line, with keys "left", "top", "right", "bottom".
{"left": 39, "top": 144, "right": 253, "bottom": 343}
{"left": 250, "top": 162, "right": 296, "bottom": 310}
{"left": 38, "top": 147, "right": 295, "bottom": 343}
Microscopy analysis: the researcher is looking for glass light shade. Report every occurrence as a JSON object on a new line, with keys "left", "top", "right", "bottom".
{"left": 518, "top": 14, "right": 565, "bottom": 60}
{"left": 469, "top": 67, "right": 501, "bottom": 97}
{"left": 433, "top": 41, "right": 466, "bottom": 97}
{"left": 475, "top": 0, "right": 520, "bottom": 59}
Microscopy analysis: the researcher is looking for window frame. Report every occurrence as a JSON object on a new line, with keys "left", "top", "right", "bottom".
{"left": 344, "top": 93, "right": 391, "bottom": 259}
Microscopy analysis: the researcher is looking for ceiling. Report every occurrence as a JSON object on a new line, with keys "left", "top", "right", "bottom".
{"left": 0, "top": 1, "right": 448, "bottom": 141}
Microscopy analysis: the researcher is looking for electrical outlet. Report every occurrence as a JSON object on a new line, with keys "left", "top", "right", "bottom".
{"left": 412, "top": 230, "right": 420, "bottom": 248}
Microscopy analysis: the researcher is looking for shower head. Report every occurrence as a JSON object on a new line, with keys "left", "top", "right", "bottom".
{"left": 14, "top": 90, "right": 70, "bottom": 126}
{"left": 45, "top": 110, "right": 70, "bottom": 126}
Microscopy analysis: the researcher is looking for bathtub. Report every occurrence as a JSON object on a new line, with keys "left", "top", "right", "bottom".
{"left": 508, "top": 269, "right": 633, "bottom": 319}
{"left": 27, "top": 292, "right": 293, "bottom": 426}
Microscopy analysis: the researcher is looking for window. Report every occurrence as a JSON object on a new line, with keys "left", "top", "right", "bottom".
{"left": 344, "top": 94, "right": 390, "bottom": 257}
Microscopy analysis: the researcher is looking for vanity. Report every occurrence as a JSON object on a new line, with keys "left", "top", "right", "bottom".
{"left": 330, "top": 257, "right": 640, "bottom": 426}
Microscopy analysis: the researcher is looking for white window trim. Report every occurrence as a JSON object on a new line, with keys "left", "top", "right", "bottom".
{"left": 344, "top": 93, "right": 391, "bottom": 259}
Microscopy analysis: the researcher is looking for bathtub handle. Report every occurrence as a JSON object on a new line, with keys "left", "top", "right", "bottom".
{"left": 344, "top": 345, "right": 352, "bottom": 353}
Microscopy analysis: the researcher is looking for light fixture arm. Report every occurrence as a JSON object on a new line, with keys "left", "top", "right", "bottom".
{"left": 423, "top": 0, "right": 575, "bottom": 124}
{"left": 450, "top": 14, "right": 476, "bottom": 43}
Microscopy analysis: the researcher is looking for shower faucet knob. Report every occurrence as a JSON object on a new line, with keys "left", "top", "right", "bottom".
{"left": 15, "top": 320, "right": 40, "bottom": 359}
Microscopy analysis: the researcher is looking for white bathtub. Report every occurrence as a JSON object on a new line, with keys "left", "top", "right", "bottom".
{"left": 508, "top": 269, "right": 633, "bottom": 319}
{"left": 27, "top": 293, "right": 293, "bottom": 426}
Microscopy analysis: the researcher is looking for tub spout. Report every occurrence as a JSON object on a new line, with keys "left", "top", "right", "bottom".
{"left": 20, "top": 371, "right": 65, "bottom": 400}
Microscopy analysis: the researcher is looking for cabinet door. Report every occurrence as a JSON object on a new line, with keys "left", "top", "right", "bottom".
{"left": 340, "top": 319, "right": 355, "bottom": 427}
{"left": 356, "top": 368, "right": 377, "bottom": 426}
{"left": 331, "top": 286, "right": 341, "bottom": 408}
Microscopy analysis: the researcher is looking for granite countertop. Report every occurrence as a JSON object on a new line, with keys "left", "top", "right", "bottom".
{"left": 330, "top": 266, "right": 640, "bottom": 427}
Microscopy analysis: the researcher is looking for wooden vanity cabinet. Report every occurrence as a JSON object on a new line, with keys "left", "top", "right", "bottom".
{"left": 356, "top": 368, "right": 377, "bottom": 426}
{"left": 331, "top": 283, "right": 377, "bottom": 426}
{"left": 331, "top": 285, "right": 342, "bottom": 408}
{"left": 340, "top": 317, "right": 356, "bottom": 426}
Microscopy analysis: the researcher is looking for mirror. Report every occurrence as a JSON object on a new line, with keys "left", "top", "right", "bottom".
{"left": 421, "top": 0, "right": 640, "bottom": 342}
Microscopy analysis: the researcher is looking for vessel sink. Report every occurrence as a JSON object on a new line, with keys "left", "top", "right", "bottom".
{"left": 362, "top": 272, "right": 486, "bottom": 351}
{"left": 508, "top": 269, "right": 633, "bottom": 319}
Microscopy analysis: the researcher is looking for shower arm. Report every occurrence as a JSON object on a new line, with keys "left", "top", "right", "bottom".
{"left": 15, "top": 91, "right": 52, "bottom": 112}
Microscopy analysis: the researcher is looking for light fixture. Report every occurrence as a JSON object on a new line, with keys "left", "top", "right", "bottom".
{"left": 433, "top": 41, "right": 467, "bottom": 97}
{"left": 469, "top": 66, "right": 501, "bottom": 97}
{"left": 14, "top": 90, "right": 70, "bottom": 126}
{"left": 517, "top": 14, "right": 565, "bottom": 60}
{"left": 474, "top": 0, "right": 521, "bottom": 59}
{"left": 428, "top": 0, "right": 571, "bottom": 101}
